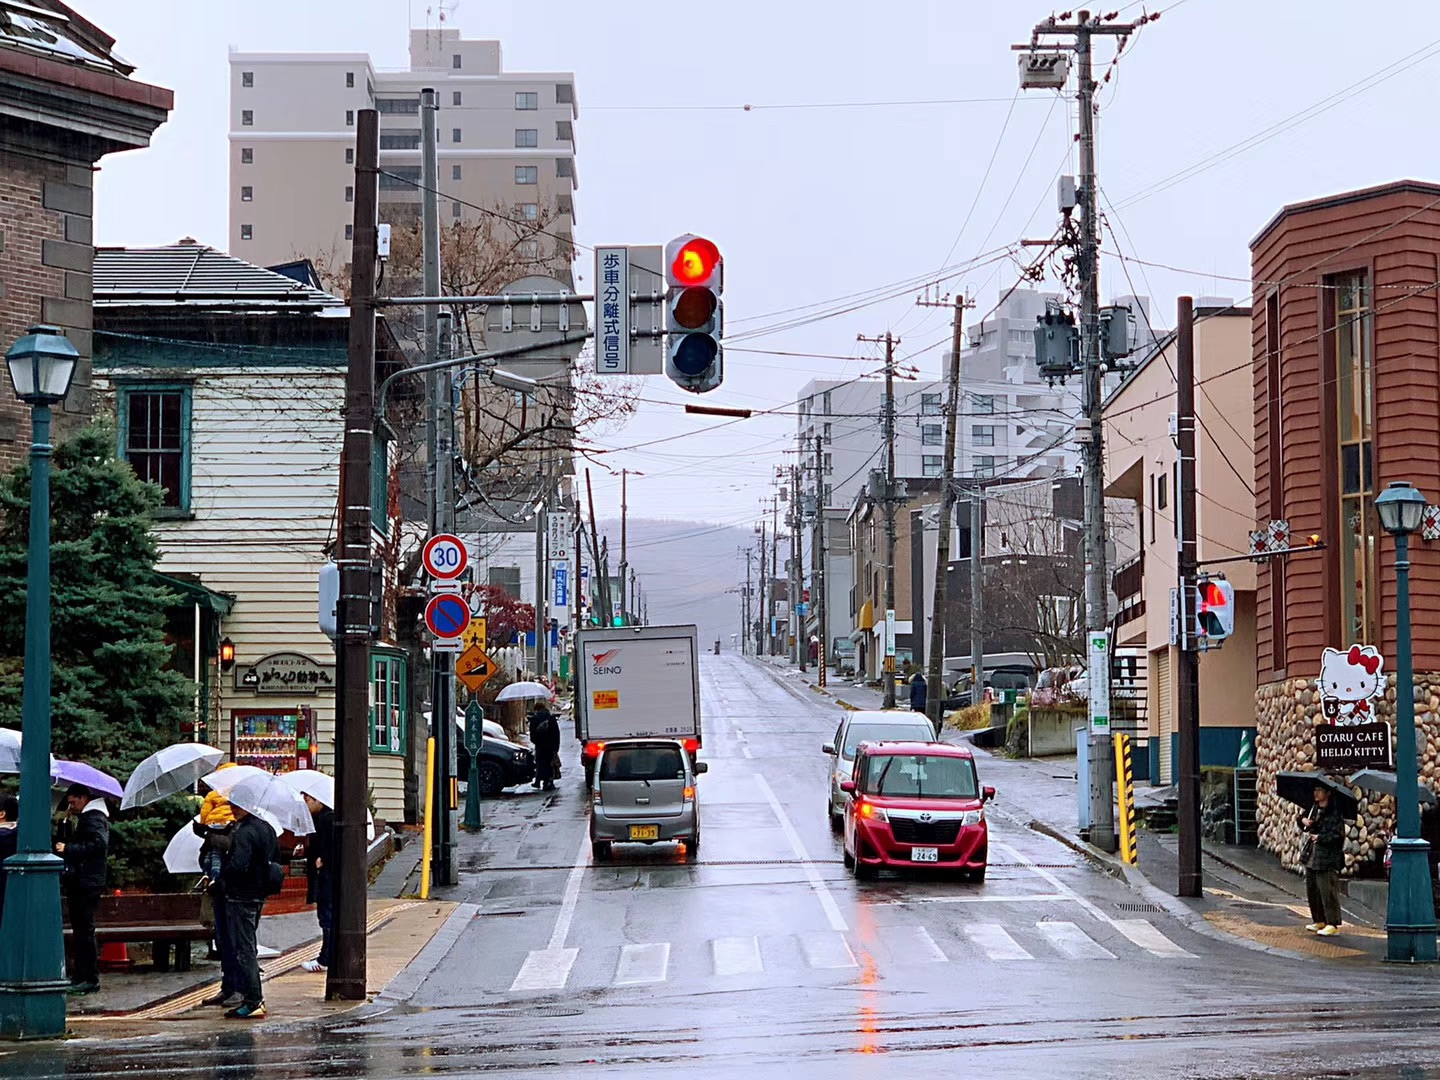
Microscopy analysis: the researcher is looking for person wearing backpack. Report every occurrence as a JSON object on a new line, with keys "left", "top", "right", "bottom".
{"left": 220, "top": 804, "right": 280, "bottom": 1019}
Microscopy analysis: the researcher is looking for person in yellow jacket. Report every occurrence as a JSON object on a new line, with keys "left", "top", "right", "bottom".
{"left": 199, "top": 764, "right": 238, "bottom": 827}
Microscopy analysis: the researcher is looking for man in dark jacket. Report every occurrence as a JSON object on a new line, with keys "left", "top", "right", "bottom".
{"left": 0, "top": 793, "right": 18, "bottom": 913}
{"left": 297, "top": 794, "right": 334, "bottom": 974}
{"left": 529, "top": 704, "right": 561, "bottom": 792}
{"left": 56, "top": 784, "right": 109, "bottom": 995}
{"left": 1300, "top": 783, "right": 1345, "bottom": 935}
{"left": 909, "top": 673, "right": 927, "bottom": 713}
{"left": 220, "top": 805, "right": 279, "bottom": 1019}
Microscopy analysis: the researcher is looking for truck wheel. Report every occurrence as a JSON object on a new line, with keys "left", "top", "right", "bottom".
{"left": 478, "top": 760, "right": 505, "bottom": 797}
{"left": 592, "top": 840, "right": 612, "bottom": 862}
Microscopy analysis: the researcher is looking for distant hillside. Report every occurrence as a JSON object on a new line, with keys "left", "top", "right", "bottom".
{"left": 595, "top": 518, "right": 754, "bottom": 648}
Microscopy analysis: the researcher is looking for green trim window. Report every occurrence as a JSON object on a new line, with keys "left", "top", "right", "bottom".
{"left": 371, "top": 433, "right": 390, "bottom": 535}
{"left": 1334, "top": 271, "right": 1376, "bottom": 645}
{"left": 117, "top": 383, "right": 192, "bottom": 513}
{"left": 369, "top": 651, "right": 407, "bottom": 754}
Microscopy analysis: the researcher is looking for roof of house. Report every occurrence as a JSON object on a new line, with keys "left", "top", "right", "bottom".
{"left": 94, "top": 244, "right": 342, "bottom": 309}
{"left": 0, "top": 1, "right": 133, "bottom": 76}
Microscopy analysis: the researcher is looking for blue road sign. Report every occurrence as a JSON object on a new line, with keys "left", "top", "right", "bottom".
{"left": 425, "top": 592, "right": 471, "bottom": 639}
{"left": 554, "top": 564, "right": 569, "bottom": 607}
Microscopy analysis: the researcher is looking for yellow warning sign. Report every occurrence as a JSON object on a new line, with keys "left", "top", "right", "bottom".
{"left": 592, "top": 690, "right": 619, "bottom": 710}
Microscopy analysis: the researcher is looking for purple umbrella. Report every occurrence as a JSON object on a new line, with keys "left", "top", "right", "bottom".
{"left": 51, "top": 759, "right": 123, "bottom": 800}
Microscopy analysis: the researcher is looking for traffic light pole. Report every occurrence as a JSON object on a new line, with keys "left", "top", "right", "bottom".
{"left": 1175, "top": 296, "right": 1202, "bottom": 898}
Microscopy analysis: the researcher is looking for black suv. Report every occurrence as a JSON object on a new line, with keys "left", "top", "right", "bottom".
{"left": 458, "top": 735, "right": 535, "bottom": 795}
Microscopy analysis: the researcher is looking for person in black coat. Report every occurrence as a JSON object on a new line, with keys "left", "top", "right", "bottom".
{"left": 296, "top": 795, "right": 334, "bottom": 974}
{"left": 909, "top": 672, "right": 928, "bottom": 713}
{"left": 55, "top": 784, "right": 109, "bottom": 995}
{"left": 1299, "top": 784, "right": 1345, "bottom": 935}
{"left": 529, "top": 704, "right": 561, "bottom": 791}
{"left": 220, "top": 806, "right": 279, "bottom": 1019}
{"left": 0, "top": 793, "right": 18, "bottom": 914}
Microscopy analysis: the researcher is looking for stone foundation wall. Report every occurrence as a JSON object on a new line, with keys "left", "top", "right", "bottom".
{"left": 1256, "top": 674, "right": 1440, "bottom": 873}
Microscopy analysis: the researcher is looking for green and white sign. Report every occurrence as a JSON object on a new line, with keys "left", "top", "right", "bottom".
{"left": 1087, "top": 631, "right": 1111, "bottom": 735}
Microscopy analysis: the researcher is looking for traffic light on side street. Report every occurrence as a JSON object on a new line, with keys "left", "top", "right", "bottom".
{"left": 665, "top": 234, "right": 723, "bottom": 393}
{"left": 1195, "top": 577, "right": 1235, "bottom": 642}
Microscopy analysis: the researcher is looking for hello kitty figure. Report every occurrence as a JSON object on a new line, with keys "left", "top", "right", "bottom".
{"left": 1319, "top": 644, "right": 1386, "bottom": 726}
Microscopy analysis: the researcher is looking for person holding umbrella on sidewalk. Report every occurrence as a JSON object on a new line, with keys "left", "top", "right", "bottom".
{"left": 1299, "top": 782, "right": 1346, "bottom": 936}
{"left": 55, "top": 784, "right": 109, "bottom": 995}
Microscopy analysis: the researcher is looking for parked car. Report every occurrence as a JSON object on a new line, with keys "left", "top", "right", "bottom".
{"left": 840, "top": 740, "right": 995, "bottom": 882}
{"left": 823, "top": 710, "right": 938, "bottom": 832}
{"left": 590, "top": 738, "right": 707, "bottom": 862}
{"left": 457, "top": 734, "right": 536, "bottom": 796}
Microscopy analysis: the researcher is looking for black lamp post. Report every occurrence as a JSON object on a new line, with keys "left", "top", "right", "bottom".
{"left": 1373, "top": 480, "right": 1438, "bottom": 963}
{"left": 0, "top": 325, "right": 79, "bottom": 1038}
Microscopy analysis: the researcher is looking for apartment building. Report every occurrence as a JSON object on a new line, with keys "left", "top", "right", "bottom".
{"left": 227, "top": 28, "right": 577, "bottom": 275}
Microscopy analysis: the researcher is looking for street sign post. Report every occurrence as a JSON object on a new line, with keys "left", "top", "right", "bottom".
{"left": 425, "top": 593, "right": 471, "bottom": 640}
{"left": 457, "top": 643, "right": 497, "bottom": 693}
{"left": 423, "top": 534, "right": 468, "bottom": 581}
{"left": 463, "top": 700, "right": 484, "bottom": 830}
{"left": 1088, "top": 632, "right": 1111, "bottom": 735}
{"left": 461, "top": 617, "right": 488, "bottom": 652}
{"left": 547, "top": 512, "right": 574, "bottom": 561}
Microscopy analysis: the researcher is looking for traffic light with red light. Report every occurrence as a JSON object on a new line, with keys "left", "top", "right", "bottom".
{"left": 665, "top": 233, "right": 723, "bottom": 393}
{"left": 1195, "top": 577, "right": 1235, "bottom": 642}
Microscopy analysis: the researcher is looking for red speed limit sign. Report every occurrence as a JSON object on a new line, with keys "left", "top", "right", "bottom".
{"left": 422, "top": 533, "right": 468, "bottom": 580}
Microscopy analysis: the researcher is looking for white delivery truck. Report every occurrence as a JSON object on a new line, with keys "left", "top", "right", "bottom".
{"left": 574, "top": 624, "right": 702, "bottom": 787}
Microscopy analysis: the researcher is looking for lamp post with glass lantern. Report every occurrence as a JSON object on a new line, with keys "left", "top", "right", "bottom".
{"left": 0, "top": 325, "right": 79, "bottom": 1039}
{"left": 1373, "top": 480, "right": 1439, "bottom": 963}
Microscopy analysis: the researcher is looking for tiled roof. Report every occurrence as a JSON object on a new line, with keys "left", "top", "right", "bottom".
{"left": 94, "top": 244, "right": 341, "bottom": 308}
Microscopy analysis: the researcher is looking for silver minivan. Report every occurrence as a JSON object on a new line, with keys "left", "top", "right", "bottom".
{"left": 590, "top": 738, "right": 707, "bottom": 862}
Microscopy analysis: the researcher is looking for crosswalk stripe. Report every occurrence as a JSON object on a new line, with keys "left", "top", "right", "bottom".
{"left": 615, "top": 942, "right": 671, "bottom": 985}
{"left": 712, "top": 936, "right": 763, "bottom": 976}
{"left": 1036, "top": 921, "right": 1116, "bottom": 960}
{"left": 509, "top": 948, "right": 578, "bottom": 992}
{"left": 1112, "top": 919, "right": 1195, "bottom": 958}
{"left": 800, "top": 930, "right": 858, "bottom": 969}
{"left": 878, "top": 923, "right": 948, "bottom": 963}
{"left": 964, "top": 923, "right": 1033, "bottom": 960}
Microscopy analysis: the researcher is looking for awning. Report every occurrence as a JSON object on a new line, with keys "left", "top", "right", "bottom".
{"left": 858, "top": 601, "right": 874, "bottom": 631}
{"left": 155, "top": 572, "right": 236, "bottom": 617}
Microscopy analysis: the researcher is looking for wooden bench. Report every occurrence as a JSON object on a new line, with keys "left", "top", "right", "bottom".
{"left": 63, "top": 892, "right": 210, "bottom": 973}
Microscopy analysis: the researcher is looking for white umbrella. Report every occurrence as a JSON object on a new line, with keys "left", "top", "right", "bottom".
{"left": 163, "top": 816, "right": 204, "bottom": 875}
{"left": 0, "top": 728, "right": 20, "bottom": 774}
{"left": 201, "top": 765, "right": 314, "bottom": 836}
{"left": 122, "top": 742, "right": 227, "bottom": 810}
{"left": 277, "top": 770, "right": 376, "bottom": 840}
{"left": 495, "top": 681, "right": 554, "bottom": 702}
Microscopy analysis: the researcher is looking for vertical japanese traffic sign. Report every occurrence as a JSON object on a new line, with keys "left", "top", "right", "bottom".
{"left": 595, "top": 246, "right": 630, "bottom": 374}
{"left": 1088, "top": 631, "right": 1111, "bottom": 735}
{"left": 547, "top": 512, "right": 574, "bottom": 561}
{"left": 423, "top": 533, "right": 468, "bottom": 581}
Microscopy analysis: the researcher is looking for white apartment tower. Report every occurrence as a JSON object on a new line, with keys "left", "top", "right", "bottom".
{"left": 228, "top": 29, "right": 577, "bottom": 275}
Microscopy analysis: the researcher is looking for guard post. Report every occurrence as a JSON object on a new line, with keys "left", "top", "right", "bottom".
{"left": 1114, "top": 732, "right": 1138, "bottom": 865}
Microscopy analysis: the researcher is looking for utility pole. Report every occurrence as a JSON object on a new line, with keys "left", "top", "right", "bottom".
{"left": 770, "top": 494, "right": 780, "bottom": 654}
{"left": 534, "top": 466, "right": 547, "bottom": 673}
{"left": 434, "top": 310, "right": 458, "bottom": 886}
{"left": 584, "top": 467, "right": 607, "bottom": 624}
{"left": 742, "top": 549, "right": 753, "bottom": 655}
{"left": 1017, "top": 9, "right": 1146, "bottom": 853}
{"left": 859, "top": 331, "right": 900, "bottom": 707}
{"left": 970, "top": 486, "right": 984, "bottom": 711}
{"left": 757, "top": 520, "right": 768, "bottom": 655}
{"left": 814, "top": 434, "right": 828, "bottom": 689}
{"left": 1175, "top": 295, "right": 1202, "bottom": 897}
{"left": 619, "top": 468, "right": 628, "bottom": 624}
{"left": 920, "top": 294, "right": 967, "bottom": 732}
{"left": 791, "top": 464, "right": 806, "bottom": 671}
{"left": 331, "top": 106, "right": 378, "bottom": 1002}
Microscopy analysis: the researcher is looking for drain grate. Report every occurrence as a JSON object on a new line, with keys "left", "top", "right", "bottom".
{"left": 1114, "top": 902, "right": 1165, "bottom": 913}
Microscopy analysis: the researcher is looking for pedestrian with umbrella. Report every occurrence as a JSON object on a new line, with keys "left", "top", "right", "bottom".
{"left": 280, "top": 771, "right": 335, "bottom": 975}
{"left": 1278, "top": 771, "right": 1356, "bottom": 936}
{"left": 218, "top": 790, "right": 282, "bottom": 1020}
{"left": 55, "top": 784, "right": 109, "bottom": 995}
{"left": 529, "top": 701, "right": 561, "bottom": 792}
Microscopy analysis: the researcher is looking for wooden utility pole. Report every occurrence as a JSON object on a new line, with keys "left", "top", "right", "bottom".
{"left": 331, "top": 107, "right": 378, "bottom": 1002}
{"left": 1175, "top": 295, "right": 1202, "bottom": 897}
{"left": 859, "top": 331, "right": 900, "bottom": 706}
{"left": 920, "top": 295, "right": 966, "bottom": 732}
{"left": 757, "top": 520, "right": 767, "bottom": 655}
{"left": 792, "top": 463, "right": 807, "bottom": 672}
{"left": 814, "top": 433, "right": 828, "bottom": 689}
{"left": 585, "top": 468, "right": 608, "bottom": 624}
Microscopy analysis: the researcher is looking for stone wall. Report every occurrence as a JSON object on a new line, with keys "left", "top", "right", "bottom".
{"left": 1256, "top": 674, "right": 1440, "bottom": 873}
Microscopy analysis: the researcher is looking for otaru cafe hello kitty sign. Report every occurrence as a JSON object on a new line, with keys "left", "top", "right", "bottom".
{"left": 1314, "top": 644, "right": 1393, "bottom": 771}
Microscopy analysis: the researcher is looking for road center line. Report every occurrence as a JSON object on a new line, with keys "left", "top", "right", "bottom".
{"left": 994, "top": 841, "right": 1110, "bottom": 922}
{"left": 754, "top": 772, "right": 848, "bottom": 932}
{"left": 548, "top": 828, "right": 591, "bottom": 951}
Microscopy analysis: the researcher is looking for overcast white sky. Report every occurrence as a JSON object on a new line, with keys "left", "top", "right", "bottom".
{"left": 80, "top": 0, "right": 1440, "bottom": 539}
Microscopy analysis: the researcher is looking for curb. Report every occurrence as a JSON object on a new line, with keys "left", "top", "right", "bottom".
{"left": 373, "top": 902, "right": 479, "bottom": 1007}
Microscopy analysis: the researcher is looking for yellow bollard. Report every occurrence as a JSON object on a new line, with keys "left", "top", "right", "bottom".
{"left": 1113, "top": 732, "right": 1138, "bottom": 865}
{"left": 420, "top": 736, "right": 435, "bottom": 899}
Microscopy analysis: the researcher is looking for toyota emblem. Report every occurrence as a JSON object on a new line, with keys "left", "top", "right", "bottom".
{"left": 918, "top": 812, "right": 933, "bottom": 823}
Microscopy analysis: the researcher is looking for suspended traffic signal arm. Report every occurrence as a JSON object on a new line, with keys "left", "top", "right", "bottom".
{"left": 1196, "top": 539, "right": 1325, "bottom": 568}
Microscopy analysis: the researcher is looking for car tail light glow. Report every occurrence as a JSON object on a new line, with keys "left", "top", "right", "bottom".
{"left": 683, "top": 738, "right": 699, "bottom": 754}
{"left": 584, "top": 741, "right": 604, "bottom": 759}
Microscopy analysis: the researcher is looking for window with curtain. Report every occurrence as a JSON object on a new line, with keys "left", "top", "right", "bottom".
{"left": 369, "top": 653, "right": 407, "bottom": 754}
{"left": 1334, "top": 271, "right": 1376, "bottom": 645}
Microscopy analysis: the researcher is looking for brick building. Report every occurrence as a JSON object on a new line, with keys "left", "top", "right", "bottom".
{"left": 0, "top": 2, "right": 170, "bottom": 468}
{"left": 1250, "top": 180, "right": 1440, "bottom": 869}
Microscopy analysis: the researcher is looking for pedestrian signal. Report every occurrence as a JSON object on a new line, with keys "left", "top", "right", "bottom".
{"left": 1195, "top": 578, "right": 1235, "bottom": 641}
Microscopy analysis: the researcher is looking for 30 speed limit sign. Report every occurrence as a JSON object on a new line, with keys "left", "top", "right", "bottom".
{"left": 422, "top": 533, "right": 468, "bottom": 580}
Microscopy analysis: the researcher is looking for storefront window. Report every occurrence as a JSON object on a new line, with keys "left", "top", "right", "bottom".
{"left": 1334, "top": 272, "right": 1376, "bottom": 645}
{"left": 370, "top": 652, "right": 407, "bottom": 754}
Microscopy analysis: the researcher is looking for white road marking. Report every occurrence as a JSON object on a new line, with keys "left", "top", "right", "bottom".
{"left": 1113, "top": 919, "right": 1196, "bottom": 958}
{"left": 509, "top": 948, "right": 579, "bottom": 992}
{"left": 965, "top": 923, "right": 1034, "bottom": 960}
{"left": 712, "top": 936, "right": 764, "bottom": 976}
{"left": 994, "top": 841, "right": 1109, "bottom": 922}
{"left": 549, "top": 829, "right": 591, "bottom": 951}
{"left": 614, "top": 942, "right": 671, "bottom": 985}
{"left": 878, "top": 924, "right": 948, "bottom": 963}
{"left": 742, "top": 745, "right": 754, "bottom": 759}
{"left": 1037, "top": 921, "right": 1116, "bottom": 960}
{"left": 754, "top": 772, "right": 848, "bottom": 931}
{"left": 872, "top": 893, "right": 1073, "bottom": 906}
{"left": 800, "top": 931, "right": 858, "bottom": 969}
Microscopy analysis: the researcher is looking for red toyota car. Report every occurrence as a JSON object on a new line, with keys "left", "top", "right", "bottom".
{"left": 841, "top": 741, "right": 994, "bottom": 882}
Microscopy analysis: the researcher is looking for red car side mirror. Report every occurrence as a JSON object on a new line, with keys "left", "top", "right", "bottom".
{"left": 982, "top": 786, "right": 996, "bottom": 803}
{"left": 839, "top": 779, "right": 857, "bottom": 794}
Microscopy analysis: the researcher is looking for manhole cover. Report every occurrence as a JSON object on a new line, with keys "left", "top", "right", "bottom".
{"left": 1115, "top": 902, "right": 1165, "bottom": 913}
{"left": 530, "top": 1005, "right": 585, "bottom": 1017}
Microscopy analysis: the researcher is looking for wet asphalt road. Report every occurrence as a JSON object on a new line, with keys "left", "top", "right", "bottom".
{"left": 12, "top": 652, "right": 1440, "bottom": 1079}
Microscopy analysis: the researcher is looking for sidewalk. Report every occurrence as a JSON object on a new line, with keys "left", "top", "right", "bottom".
{"left": 752, "top": 654, "right": 1395, "bottom": 964}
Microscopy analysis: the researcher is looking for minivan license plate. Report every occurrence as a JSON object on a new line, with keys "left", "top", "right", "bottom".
{"left": 629, "top": 825, "right": 660, "bottom": 841}
{"left": 911, "top": 847, "right": 939, "bottom": 862}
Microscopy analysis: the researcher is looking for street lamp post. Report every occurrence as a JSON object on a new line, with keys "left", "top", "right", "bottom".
{"left": 1374, "top": 480, "right": 1439, "bottom": 964}
{"left": 0, "top": 326, "right": 79, "bottom": 1039}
